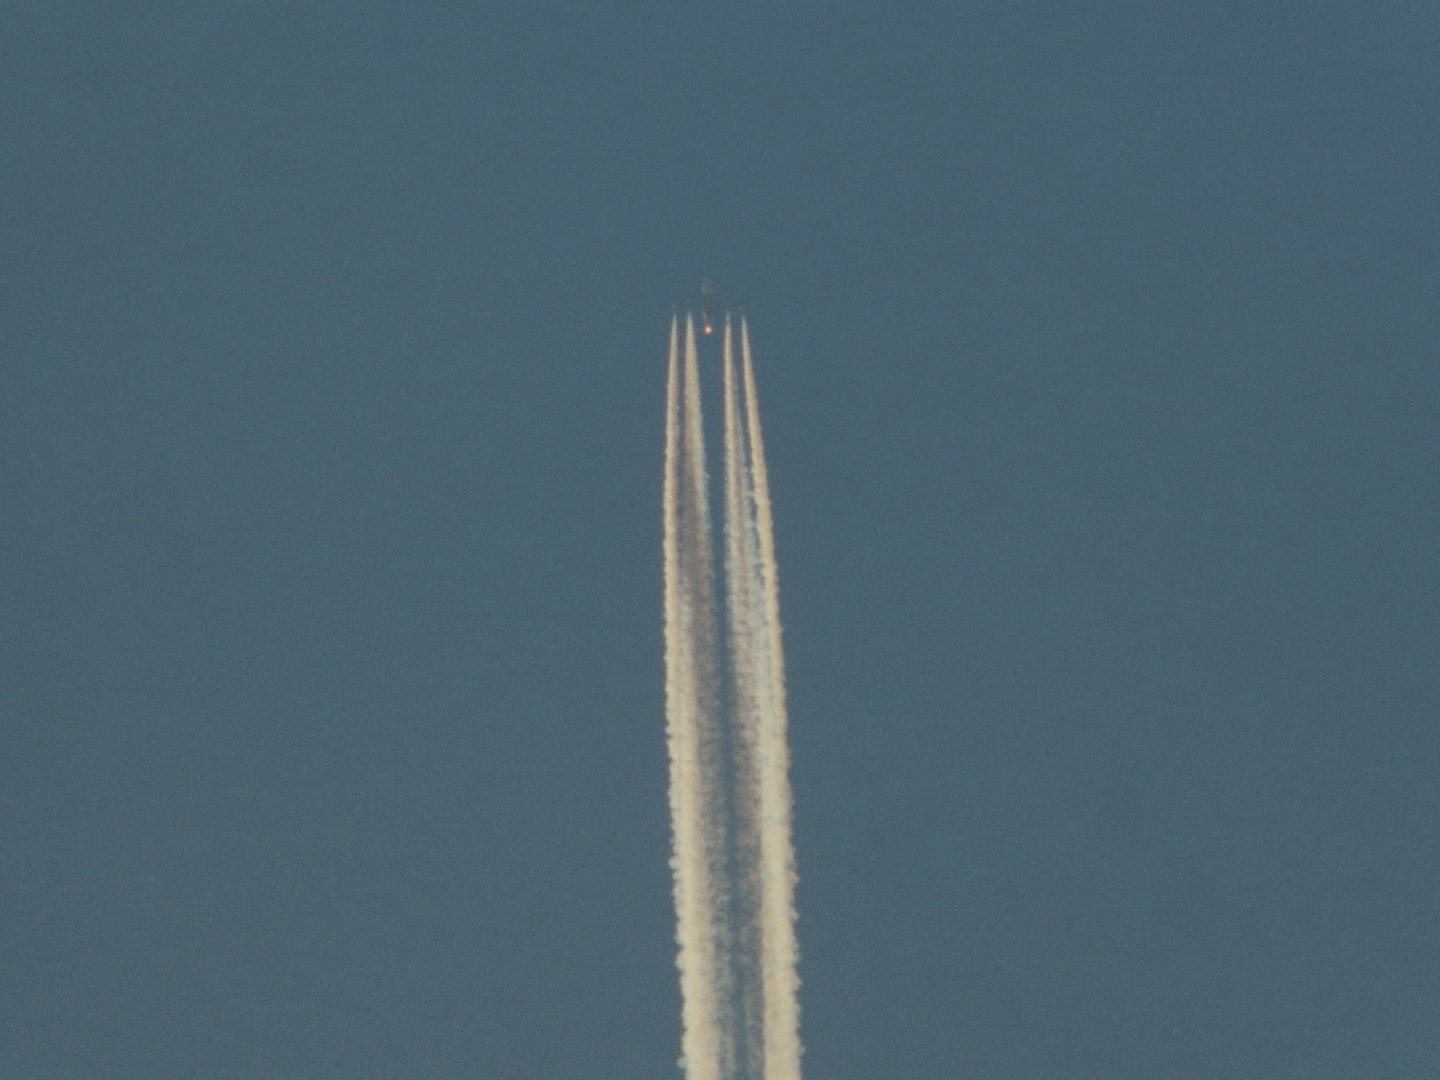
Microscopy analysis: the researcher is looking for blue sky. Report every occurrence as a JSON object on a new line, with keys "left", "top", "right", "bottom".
{"left": 5, "top": 3, "right": 1438, "bottom": 1076}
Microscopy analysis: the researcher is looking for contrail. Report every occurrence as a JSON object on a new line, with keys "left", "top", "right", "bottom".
{"left": 663, "top": 313, "right": 723, "bottom": 1080}
{"left": 722, "top": 314, "right": 765, "bottom": 1076}
{"left": 663, "top": 305, "right": 802, "bottom": 1080}
{"left": 739, "top": 314, "right": 802, "bottom": 1080}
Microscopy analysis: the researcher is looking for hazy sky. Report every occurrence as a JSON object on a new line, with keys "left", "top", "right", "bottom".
{"left": 5, "top": 3, "right": 1438, "bottom": 1077}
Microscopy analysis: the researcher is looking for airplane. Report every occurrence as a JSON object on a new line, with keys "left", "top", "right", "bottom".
{"left": 700, "top": 278, "right": 715, "bottom": 336}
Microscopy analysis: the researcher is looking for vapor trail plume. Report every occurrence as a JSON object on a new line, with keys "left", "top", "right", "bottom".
{"left": 722, "top": 315, "right": 766, "bottom": 1075}
{"left": 682, "top": 314, "right": 741, "bottom": 1080}
{"left": 663, "top": 304, "right": 800, "bottom": 1080}
{"left": 663, "top": 314, "right": 722, "bottom": 1080}
{"left": 739, "top": 314, "right": 802, "bottom": 1080}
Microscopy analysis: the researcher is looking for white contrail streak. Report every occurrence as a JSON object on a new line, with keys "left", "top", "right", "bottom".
{"left": 739, "top": 314, "right": 802, "bottom": 1080}
{"left": 722, "top": 315, "right": 765, "bottom": 1075}
{"left": 664, "top": 305, "right": 801, "bottom": 1080}
{"left": 683, "top": 313, "right": 742, "bottom": 1080}
{"left": 663, "top": 314, "right": 722, "bottom": 1080}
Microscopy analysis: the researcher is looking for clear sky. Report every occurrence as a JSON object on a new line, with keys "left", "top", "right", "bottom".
{"left": 5, "top": 3, "right": 1437, "bottom": 1077}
